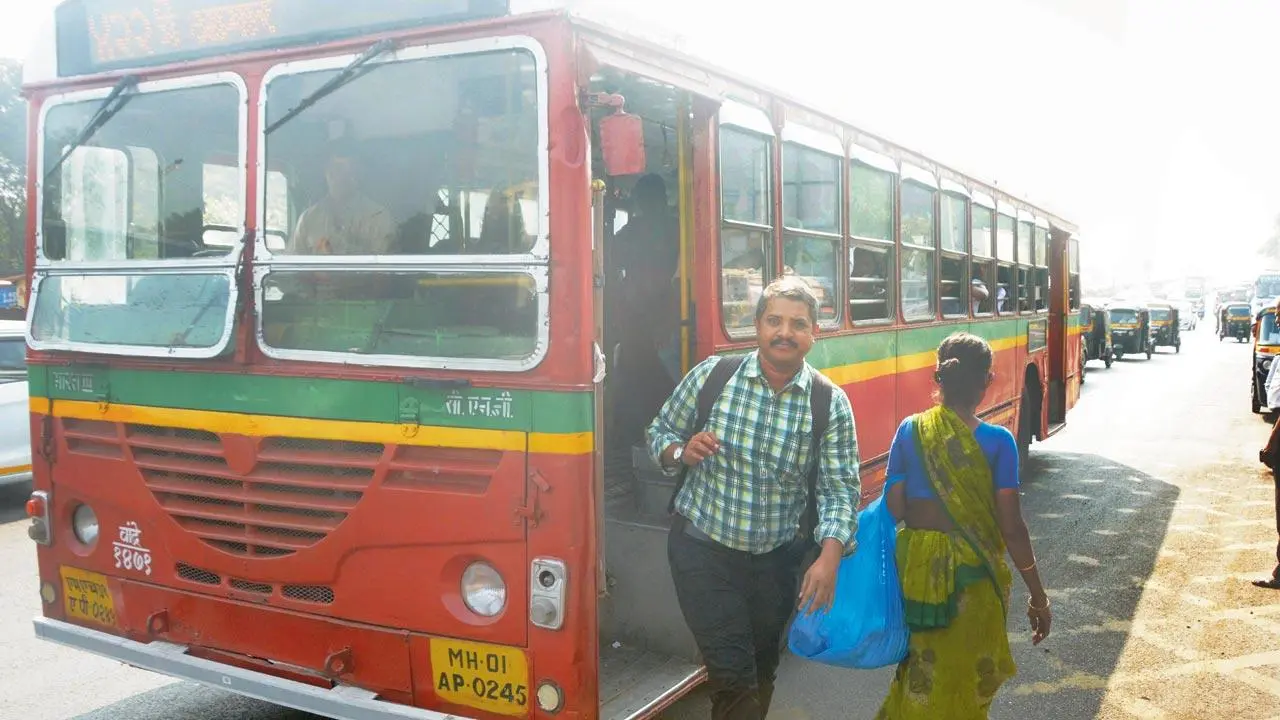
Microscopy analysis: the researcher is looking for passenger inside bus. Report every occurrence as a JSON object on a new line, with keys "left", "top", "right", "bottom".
{"left": 970, "top": 275, "right": 991, "bottom": 314}
{"left": 286, "top": 141, "right": 395, "bottom": 255}
{"left": 610, "top": 174, "right": 681, "bottom": 454}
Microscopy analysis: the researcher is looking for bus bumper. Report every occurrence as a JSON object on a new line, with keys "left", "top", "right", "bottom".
{"left": 33, "top": 617, "right": 474, "bottom": 720}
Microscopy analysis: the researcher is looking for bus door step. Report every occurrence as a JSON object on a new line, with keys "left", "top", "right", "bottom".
{"left": 599, "top": 642, "right": 705, "bottom": 720}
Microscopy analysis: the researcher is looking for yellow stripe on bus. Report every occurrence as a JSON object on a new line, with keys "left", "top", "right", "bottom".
{"left": 29, "top": 398, "right": 594, "bottom": 456}
{"left": 824, "top": 335, "right": 1026, "bottom": 386}
{"left": 27, "top": 331, "right": 1042, "bottom": 457}
{"left": 0, "top": 463, "right": 32, "bottom": 476}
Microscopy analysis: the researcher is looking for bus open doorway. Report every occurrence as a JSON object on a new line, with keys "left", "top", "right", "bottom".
{"left": 588, "top": 68, "right": 707, "bottom": 717}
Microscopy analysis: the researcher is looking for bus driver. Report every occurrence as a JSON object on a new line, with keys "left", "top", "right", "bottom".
{"left": 288, "top": 141, "right": 396, "bottom": 255}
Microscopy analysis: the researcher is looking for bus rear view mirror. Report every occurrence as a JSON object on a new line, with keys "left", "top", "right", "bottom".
{"left": 599, "top": 111, "right": 646, "bottom": 177}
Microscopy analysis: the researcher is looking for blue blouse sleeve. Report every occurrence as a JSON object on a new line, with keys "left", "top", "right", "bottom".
{"left": 885, "top": 418, "right": 913, "bottom": 488}
{"left": 988, "top": 425, "right": 1020, "bottom": 491}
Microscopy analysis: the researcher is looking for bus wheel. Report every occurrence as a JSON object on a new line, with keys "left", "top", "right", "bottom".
{"left": 1017, "top": 384, "right": 1035, "bottom": 468}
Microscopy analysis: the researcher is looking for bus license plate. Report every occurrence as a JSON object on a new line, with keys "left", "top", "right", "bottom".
{"left": 430, "top": 638, "right": 529, "bottom": 715}
{"left": 59, "top": 566, "right": 117, "bottom": 627}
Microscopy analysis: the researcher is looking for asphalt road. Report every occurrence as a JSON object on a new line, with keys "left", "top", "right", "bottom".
{"left": 3, "top": 322, "right": 1279, "bottom": 720}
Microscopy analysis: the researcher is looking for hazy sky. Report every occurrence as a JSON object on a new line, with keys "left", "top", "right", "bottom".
{"left": 5, "top": 0, "right": 1279, "bottom": 287}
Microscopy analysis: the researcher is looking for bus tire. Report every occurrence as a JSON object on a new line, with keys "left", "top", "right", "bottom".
{"left": 1017, "top": 384, "right": 1035, "bottom": 469}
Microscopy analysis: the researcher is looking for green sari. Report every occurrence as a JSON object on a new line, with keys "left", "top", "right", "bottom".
{"left": 877, "top": 406, "right": 1017, "bottom": 720}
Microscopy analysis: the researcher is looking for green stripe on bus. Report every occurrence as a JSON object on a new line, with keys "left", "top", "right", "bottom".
{"left": 27, "top": 319, "right": 1033, "bottom": 431}
{"left": 29, "top": 366, "right": 594, "bottom": 435}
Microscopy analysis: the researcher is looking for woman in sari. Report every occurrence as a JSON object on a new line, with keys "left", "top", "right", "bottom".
{"left": 877, "top": 332, "right": 1052, "bottom": 719}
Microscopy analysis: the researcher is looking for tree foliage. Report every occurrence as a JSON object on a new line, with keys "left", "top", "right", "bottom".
{"left": 0, "top": 59, "right": 25, "bottom": 276}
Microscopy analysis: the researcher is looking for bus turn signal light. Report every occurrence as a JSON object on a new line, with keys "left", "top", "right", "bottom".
{"left": 27, "top": 491, "right": 51, "bottom": 546}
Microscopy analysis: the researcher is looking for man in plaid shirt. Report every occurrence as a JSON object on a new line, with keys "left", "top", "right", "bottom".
{"left": 649, "top": 277, "right": 860, "bottom": 719}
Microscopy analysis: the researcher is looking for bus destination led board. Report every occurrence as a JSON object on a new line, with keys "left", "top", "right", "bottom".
{"left": 54, "top": 0, "right": 511, "bottom": 77}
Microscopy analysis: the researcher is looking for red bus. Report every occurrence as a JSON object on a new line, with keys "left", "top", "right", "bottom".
{"left": 21, "top": 2, "right": 1082, "bottom": 718}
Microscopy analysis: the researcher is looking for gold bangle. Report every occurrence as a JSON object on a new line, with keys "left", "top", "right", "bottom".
{"left": 1018, "top": 560, "right": 1037, "bottom": 572}
{"left": 1027, "top": 595, "right": 1050, "bottom": 611}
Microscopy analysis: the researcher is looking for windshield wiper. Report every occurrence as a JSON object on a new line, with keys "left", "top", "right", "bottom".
{"left": 45, "top": 75, "right": 140, "bottom": 182}
{"left": 266, "top": 39, "right": 395, "bottom": 135}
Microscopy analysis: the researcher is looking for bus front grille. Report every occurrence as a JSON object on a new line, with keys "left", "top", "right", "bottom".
{"left": 174, "top": 562, "right": 335, "bottom": 605}
{"left": 114, "top": 424, "right": 382, "bottom": 558}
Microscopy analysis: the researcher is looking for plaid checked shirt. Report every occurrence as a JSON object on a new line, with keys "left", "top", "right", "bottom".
{"left": 647, "top": 352, "right": 860, "bottom": 554}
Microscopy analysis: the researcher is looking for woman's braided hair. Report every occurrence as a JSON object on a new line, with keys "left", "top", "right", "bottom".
{"left": 935, "top": 332, "right": 994, "bottom": 409}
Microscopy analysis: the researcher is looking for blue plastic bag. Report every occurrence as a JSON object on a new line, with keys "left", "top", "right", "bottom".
{"left": 787, "top": 495, "right": 909, "bottom": 668}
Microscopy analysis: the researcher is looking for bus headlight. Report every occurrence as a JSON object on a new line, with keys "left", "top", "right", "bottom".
{"left": 72, "top": 504, "right": 99, "bottom": 546}
{"left": 461, "top": 562, "right": 506, "bottom": 617}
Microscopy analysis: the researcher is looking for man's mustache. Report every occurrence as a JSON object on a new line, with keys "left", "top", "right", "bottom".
{"left": 770, "top": 338, "right": 798, "bottom": 348}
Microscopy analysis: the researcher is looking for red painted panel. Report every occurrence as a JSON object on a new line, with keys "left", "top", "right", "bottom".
{"left": 116, "top": 581, "right": 416, "bottom": 701}
{"left": 523, "top": 451, "right": 595, "bottom": 720}
{"left": 842, "top": 373, "right": 897, "bottom": 469}
{"left": 42, "top": 419, "right": 532, "bottom": 645}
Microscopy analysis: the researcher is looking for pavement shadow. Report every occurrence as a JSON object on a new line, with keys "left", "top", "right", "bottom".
{"left": 721, "top": 450, "right": 1181, "bottom": 720}
{"left": 989, "top": 450, "right": 1181, "bottom": 720}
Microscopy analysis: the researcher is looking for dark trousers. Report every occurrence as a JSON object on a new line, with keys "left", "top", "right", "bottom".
{"left": 667, "top": 517, "right": 805, "bottom": 720}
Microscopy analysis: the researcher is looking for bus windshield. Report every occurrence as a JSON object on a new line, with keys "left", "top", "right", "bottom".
{"left": 1261, "top": 313, "right": 1280, "bottom": 345}
{"left": 1110, "top": 309, "right": 1138, "bottom": 324}
{"left": 1229, "top": 306, "right": 1251, "bottom": 317}
{"left": 29, "top": 79, "right": 245, "bottom": 353}
{"left": 1149, "top": 308, "right": 1170, "bottom": 322}
{"left": 259, "top": 44, "right": 545, "bottom": 366}
{"left": 1257, "top": 276, "right": 1280, "bottom": 299}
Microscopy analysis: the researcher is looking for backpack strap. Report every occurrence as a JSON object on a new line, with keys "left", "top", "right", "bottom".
{"left": 667, "top": 355, "right": 746, "bottom": 514}
{"left": 799, "top": 370, "right": 835, "bottom": 543}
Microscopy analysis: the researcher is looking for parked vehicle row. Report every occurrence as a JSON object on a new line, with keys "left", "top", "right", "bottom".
{"left": 1079, "top": 298, "right": 1185, "bottom": 381}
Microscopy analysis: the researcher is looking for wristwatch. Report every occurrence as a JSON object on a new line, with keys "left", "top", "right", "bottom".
{"left": 662, "top": 445, "right": 684, "bottom": 476}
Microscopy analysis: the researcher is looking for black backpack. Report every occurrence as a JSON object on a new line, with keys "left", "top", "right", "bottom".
{"left": 667, "top": 355, "right": 834, "bottom": 541}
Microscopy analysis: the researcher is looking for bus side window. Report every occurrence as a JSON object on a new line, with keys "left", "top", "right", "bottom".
{"left": 899, "top": 176, "right": 937, "bottom": 322}
{"left": 996, "top": 264, "right": 1014, "bottom": 314}
{"left": 970, "top": 202, "right": 995, "bottom": 315}
{"left": 1069, "top": 238, "right": 1081, "bottom": 311}
{"left": 1034, "top": 225, "right": 1050, "bottom": 311}
{"left": 849, "top": 243, "right": 894, "bottom": 322}
{"left": 782, "top": 140, "right": 842, "bottom": 326}
{"left": 1017, "top": 266, "right": 1032, "bottom": 313}
{"left": 848, "top": 160, "right": 895, "bottom": 324}
{"left": 939, "top": 191, "right": 967, "bottom": 318}
{"left": 719, "top": 126, "right": 773, "bottom": 336}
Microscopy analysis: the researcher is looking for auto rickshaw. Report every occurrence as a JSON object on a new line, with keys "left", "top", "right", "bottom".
{"left": 1080, "top": 301, "right": 1113, "bottom": 376}
{"left": 1148, "top": 301, "right": 1181, "bottom": 353}
{"left": 1109, "top": 303, "right": 1153, "bottom": 360}
{"left": 1220, "top": 302, "right": 1252, "bottom": 342}
{"left": 1253, "top": 305, "right": 1280, "bottom": 413}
